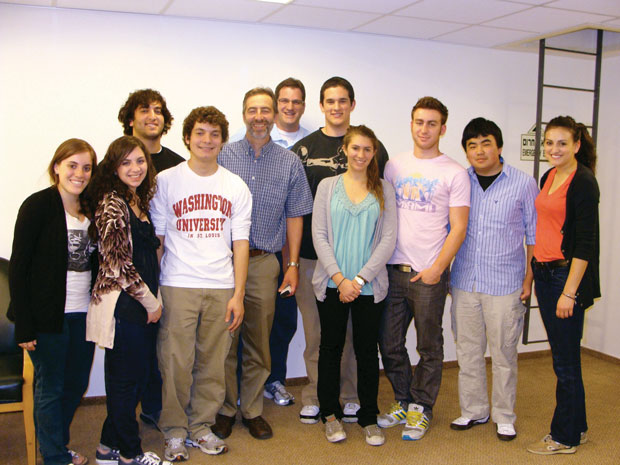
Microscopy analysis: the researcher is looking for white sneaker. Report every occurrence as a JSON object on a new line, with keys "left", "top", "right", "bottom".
{"left": 402, "top": 403, "right": 430, "bottom": 441}
{"left": 164, "top": 437, "right": 188, "bottom": 461}
{"left": 450, "top": 415, "right": 489, "bottom": 430}
{"left": 325, "top": 416, "right": 346, "bottom": 443}
{"left": 364, "top": 424, "right": 385, "bottom": 446}
{"left": 299, "top": 405, "right": 320, "bottom": 424}
{"left": 342, "top": 402, "right": 360, "bottom": 423}
{"left": 377, "top": 402, "right": 407, "bottom": 428}
{"left": 496, "top": 423, "right": 517, "bottom": 441}
{"left": 185, "top": 432, "right": 228, "bottom": 455}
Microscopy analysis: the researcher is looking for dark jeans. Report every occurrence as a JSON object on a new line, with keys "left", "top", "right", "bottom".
{"left": 139, "top": 339, "right": 162, "bottom": 417}
{"left": 378, "top": 267, "right": 449, "bottom": 418}
{"left": 28, "top": 313, "right": 94, "bottom": 465}
{"left": 101, "top": 318, "right": 157, "bottom": 459}
{"left": 533, "top": 264, "right": 587, "bottom": 447}
{"left": 267, "top": 251, "right": 298, "bottom": 385}
{"left": 317, "top": 288, "right": 383, "bottom": 427}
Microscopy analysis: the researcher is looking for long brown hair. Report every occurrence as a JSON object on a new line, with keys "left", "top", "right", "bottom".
{"left": 343, "top": 125, "right": 384, "bottom": 210}
{"left": 87, "top": 136, "right": 156, "bottom": 237}
{"left": 545, "top": 116, "right": 597, "bottom": 174}
{"left": 48, "top": 138, "right": 98, "bottom": 216}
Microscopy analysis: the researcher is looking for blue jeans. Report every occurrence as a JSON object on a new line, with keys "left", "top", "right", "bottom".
{"left": 266, "top": 251, "right": 298, "bottom": 385}
{"left": 378, "top": 267, "right": 449, "bottom": 418}
{"left": 533, "top": 264, "right": 587, "bottom": 447}
{"left": 101, "top": 318, "right": 157, "bottom": 459}
{"left": 28, "top": 313, "right": 94, "bottom": 465}
{"left": 317, "top": 289, "right": 383, "bottom": 427}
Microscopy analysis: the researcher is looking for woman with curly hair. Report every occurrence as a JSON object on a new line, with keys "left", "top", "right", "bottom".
{"left": 86, "top": 136, "right": 170, "bottom": 465}
{"left": 9, "top": 138, "right": 97, "bottom": 465}
{"left": 526, "top": 116, "right": 600, "bottom": 455}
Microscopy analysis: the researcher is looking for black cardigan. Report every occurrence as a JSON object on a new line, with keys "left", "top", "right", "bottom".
{"left": 540, "top": 163, "right": 601, "bottom": 309}
{"left": 7, "top": 187, "right": 95, "bottom": 343}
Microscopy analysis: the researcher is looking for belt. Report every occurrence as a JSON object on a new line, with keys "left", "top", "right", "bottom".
{"left": 387, "top": 264, "right": 413, "bottom": 273}
{"left": 532, "top": 258, "right": 569, "bottom": 269}
{"left": 249, "top": 249, "right": 268, "bottom": 257}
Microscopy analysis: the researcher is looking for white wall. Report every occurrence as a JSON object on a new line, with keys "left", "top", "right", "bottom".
{"left": 1, "top": 4, "right": 617, "bottom": 397}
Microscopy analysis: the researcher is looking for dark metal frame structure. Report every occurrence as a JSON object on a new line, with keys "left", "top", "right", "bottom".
{"left": 522, "top": 29, "right": 604, "bottom": 344}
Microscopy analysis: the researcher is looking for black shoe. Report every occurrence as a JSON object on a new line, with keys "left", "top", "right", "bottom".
{"left": 242, "top": 415, "right": 273, "bottom": 440}
{"left": 212, "top": 413, "right": 235, "bottom": 439}
{"left": 450, "top": 415, "right": 489, "bottom": 431}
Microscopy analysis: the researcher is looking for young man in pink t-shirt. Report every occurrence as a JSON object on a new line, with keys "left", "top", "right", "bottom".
{"left": 378, "top": 97, "right": 470, "bottom": 441}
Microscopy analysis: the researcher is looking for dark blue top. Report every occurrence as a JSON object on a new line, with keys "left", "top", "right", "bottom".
{"left": 114, "top": 203, "right": 160, "bottom": 325}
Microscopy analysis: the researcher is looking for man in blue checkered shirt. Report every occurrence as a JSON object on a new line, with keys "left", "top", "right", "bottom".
{"left": 215, "top": 87, "right": 313, "bottom": 440}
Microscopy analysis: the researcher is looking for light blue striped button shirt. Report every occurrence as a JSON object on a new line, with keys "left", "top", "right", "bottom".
{"left": 451, "top": 163, "right": 538, "bottom": 296}
{"left": 218, "top": 138, "right": 313, "bottom": 253}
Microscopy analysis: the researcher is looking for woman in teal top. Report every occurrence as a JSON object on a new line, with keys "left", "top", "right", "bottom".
{"left": 312, "top": 125, "right": 397, "bottom": 446}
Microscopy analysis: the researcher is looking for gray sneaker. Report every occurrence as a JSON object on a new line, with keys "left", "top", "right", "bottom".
{"left": 185, "top": 432, "right": 228, "bottom": 455}
{"left": 164, "top": 437, "right": 188, "bottom": 461}
{"left": 364, "top": 424, "right": 385, "bottom": 446}
{"left": 325, "top": 416, "right": 346, "bottom": 443}
{"left": 264, "top": 380, "right": 294, "bottom": 406}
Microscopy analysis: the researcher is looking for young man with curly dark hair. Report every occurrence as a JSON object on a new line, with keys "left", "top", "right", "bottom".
{"left": 118, "top": 89, "right": 184, "bottom": 173}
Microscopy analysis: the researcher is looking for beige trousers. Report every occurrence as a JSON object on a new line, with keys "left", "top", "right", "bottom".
{"left": 451, "top": 287, "right": 525, "bottom": 425}
{"left": 157, "top": 286, "right": 234, "bottom": 440}
{"left": 220, "top": 253, "right": 279, "bottom": 419}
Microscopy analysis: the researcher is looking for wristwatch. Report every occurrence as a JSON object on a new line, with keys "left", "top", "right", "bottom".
{"left": 354, "top": 275, "right": 367, "bottom": 286}
{"left": 287, "top": 261, "right": 300, "bottom": 268}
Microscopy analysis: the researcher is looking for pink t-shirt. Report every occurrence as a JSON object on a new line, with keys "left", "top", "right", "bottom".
{"left": 384, "top": 152, "right": 470, "bottom": 271}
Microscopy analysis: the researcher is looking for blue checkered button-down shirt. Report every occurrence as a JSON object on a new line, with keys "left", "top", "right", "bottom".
{"left": 218, "top": 138, "right": 313, "bottom": 253}
{"left": 451, "top": 163, "right": 538, "bottom": 296}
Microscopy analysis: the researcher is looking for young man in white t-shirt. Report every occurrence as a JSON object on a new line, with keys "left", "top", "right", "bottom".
{"left": 150, "top": 107, "right": 252, "bottom": 461}
{"left": 378, "top": 97, "right": 470, "bottom": 441}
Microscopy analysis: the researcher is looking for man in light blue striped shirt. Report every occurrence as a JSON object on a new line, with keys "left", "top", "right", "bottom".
{"left": 450, "top": 118, "right": 538, "bottom": 442}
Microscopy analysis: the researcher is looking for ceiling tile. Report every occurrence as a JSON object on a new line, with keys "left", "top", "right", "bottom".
{"left": 165, "top": 0, "right": 281, "bottom": 22}
{"left": 355, "top": 15, "right": 466, "bottom": 39}
{"left": 484, "top": 6, "right": 614, "bottom": 32}
{"left": 263, "top": 4, "right": 379, "bottom": 31}
{"left": 57, "top": 0, "right": 169, "bottom": 14}
{"left": 436, "top": 24, "right": 537, "bottom": 47}
{"left": 547, "top": 0, "right": 620, "bottom": 16}
{"left": 397, "top": 0, "right": 531, "bottom": 24}
{"left": 499, "top": 0, "right": 549, "bottom": 4}
{"left": 293, "top": 0, "right": 416, "bottom": 14}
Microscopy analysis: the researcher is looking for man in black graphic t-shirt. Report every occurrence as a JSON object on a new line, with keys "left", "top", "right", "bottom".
{"left": 291, "top": 76, "right": 389, "bottom": 425}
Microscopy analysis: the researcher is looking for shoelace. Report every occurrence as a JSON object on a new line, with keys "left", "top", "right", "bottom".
{"left": 407, "top": 410, "right": 423, "bottom": 426}
{"left": 388, "top": 402, "right": 404, "bottom": 414}
{"left": 138, "top": 452, "right": 162, "bottom": 465}
{"left": 167, "top": 437, "right": 184, "bottom": 448}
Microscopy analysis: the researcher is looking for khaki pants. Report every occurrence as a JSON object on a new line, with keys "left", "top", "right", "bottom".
{"left": 296, "top": 258, "right": 358, "bottom": 407}
{"left": 450, "top": 287, "right": 525, "bottom": 425}
{"left": 220, "top": 253, "right": 279, "bottom": 419}
{"left": 158, "top": 286, "right": 234, "bottom": 440}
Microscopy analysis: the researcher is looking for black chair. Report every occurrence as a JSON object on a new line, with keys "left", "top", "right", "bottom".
{"left": 0, "top": 257, "right": 36, "bottom": 465}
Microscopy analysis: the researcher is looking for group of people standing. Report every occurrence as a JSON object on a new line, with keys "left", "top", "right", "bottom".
{"left": 8, "top": 75, "right": 600, "bottom": 464}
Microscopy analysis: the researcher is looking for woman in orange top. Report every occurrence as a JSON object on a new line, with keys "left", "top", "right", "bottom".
{"left": 527, "top": 116, "right": 600, "bottom": 455}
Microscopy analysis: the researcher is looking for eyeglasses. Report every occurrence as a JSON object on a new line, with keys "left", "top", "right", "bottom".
{"left": 278, "top": 98, "right": 304, "bottom": 106}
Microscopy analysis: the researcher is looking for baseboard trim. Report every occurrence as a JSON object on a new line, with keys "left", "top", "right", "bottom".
{"left": 82, "top": 348, "right": 618, "bottom": 401}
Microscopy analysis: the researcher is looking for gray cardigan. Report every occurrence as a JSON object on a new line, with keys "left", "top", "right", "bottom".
{"left": 312, "top": 175, "right": 397, "bottom": 303}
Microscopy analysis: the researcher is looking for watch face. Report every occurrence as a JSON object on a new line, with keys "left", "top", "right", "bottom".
{"left": 355, "top": 276, "right": 364, "bottom": 286}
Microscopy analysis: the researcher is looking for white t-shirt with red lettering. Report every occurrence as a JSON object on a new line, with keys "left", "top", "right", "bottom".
{"left": 384, "top": 152, "right": 470, "bottom": 272}
{"left": 150, "top": 161, "right": 252, "bottom": 288}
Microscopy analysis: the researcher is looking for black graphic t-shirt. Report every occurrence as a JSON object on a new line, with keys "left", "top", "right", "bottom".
{"left": 292, "top": 128, "right": 389, "bottom": 259}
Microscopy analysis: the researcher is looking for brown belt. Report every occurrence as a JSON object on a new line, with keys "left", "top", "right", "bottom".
{"left": 387, "top": 264, "right": 413, "bottom": 273}
{"left": 532, "top": 258, "right": 569, "bottom": 269}
{"left": 249, "top": 249, "right": 268, "bottom": 257}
